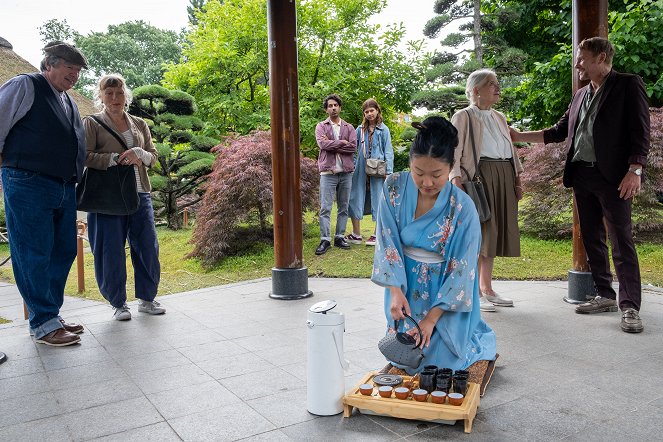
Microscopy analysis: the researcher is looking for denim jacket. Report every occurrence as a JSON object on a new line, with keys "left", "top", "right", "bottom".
{"left": 356, "top": 122, "right": 394, "bottom": 174}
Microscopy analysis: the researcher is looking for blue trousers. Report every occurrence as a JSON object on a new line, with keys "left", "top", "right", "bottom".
{"left": 2, "top": 168, "right": 77, "bottom": 339}
{"left": 319, "top": 172, "right": 353, "bottom": 241}
{"left": 87, "top": 193, "right": 160, "bottom": 308}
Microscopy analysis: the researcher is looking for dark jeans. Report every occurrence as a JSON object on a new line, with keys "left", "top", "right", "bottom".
{"left": 572, "top": 164, "right": 641, "bottom": 310}
{"left": 2, "top": 167, "right": 77, "bottom": 338}
{"left": 87, "top": 193, "right": 161, "bottom": 308}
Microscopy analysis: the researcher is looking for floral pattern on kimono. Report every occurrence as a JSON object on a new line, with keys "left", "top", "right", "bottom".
{"left": 371, "top": 172, "right": 497, "bottom": 373}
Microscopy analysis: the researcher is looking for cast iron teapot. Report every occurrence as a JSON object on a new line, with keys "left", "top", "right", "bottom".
{"left": 378, "top": 313, "right": 424, "bottom": 368}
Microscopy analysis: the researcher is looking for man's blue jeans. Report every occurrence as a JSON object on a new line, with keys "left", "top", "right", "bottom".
{"left": 2, "top": 167, "right": 77, "bottom": 339}
{"left": 319, "top": 172, "right": 353, "bottom": 241}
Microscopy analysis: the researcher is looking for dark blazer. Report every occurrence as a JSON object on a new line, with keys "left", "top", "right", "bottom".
{"left": 543, "top": 70, "right": 650, "bottom": 187}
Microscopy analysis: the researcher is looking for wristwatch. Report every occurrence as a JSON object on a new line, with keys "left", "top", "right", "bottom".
{"left": 628, "top": 166, "right": 643, "bottom": 176}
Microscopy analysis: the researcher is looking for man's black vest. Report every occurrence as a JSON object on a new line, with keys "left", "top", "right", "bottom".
{"left": 3, "top": 73, "right": 86, "bottom": 182}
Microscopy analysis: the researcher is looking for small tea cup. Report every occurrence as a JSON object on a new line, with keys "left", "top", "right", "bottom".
{"left": 359, "top": 384, "right": 374, "bottom": 396}
{"left": 447, "top": 392, "right": 464, "bottom": 406}
{"left": 378, "top": 386, "right": 393, "bottom": 398}
{"left": 430, "top": 390, "right": 447, "bottom": 404}
{"left": 394, "top": 387, "right": 409, "bottom": 400}
{"left": 412, "top": 389, "right": 428, "bottom": 402}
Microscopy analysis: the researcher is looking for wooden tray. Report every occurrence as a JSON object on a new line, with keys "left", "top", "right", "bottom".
{"left": 343, "top": 371, "right": 480, "bottom": 433}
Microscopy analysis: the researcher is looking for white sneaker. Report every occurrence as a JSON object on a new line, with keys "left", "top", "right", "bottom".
{"left": 138, "top": 300, "right": 166, "bottom": 315}
{"left": 484, "top": 293, "right": 514, "bottom": 307}
{"left": 479, "top": 297, "right": 496, "bottom": 312}
{"left": 113, "top": 304, "right": 132, "bottom": 321}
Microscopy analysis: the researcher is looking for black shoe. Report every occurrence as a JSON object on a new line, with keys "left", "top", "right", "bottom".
{"left": 334, "top": 237, "right": 351, "bottom": 249}
{"left": 315, "top": 240, "right": 331, "bottom": 255}
{"left": 621, "top": 308, "right": 644, "bottom": 333}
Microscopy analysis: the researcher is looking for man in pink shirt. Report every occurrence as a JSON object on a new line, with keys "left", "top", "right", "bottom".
{"left": 314, "top": 94, "right": 357, "bottom": 255}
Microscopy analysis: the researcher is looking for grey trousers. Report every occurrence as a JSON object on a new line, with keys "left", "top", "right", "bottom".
{"left": 319, "top": 172, "right": 353, "bottom": 241}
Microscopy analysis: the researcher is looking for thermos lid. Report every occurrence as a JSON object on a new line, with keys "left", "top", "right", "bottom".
{"left": 309, "top": 299, "right": 337, "bottom": 314}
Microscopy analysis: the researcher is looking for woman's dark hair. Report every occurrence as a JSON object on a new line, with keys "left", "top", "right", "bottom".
{"left": 323, "top": 93, "right": 342, "bottom": 109}
{"left": 409, "top": 116, "right": 458, "bottom": 166}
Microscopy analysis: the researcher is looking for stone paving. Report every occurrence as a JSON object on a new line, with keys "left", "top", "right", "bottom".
{"left": 1, "top": 278, "right": 662, "bottom": 441}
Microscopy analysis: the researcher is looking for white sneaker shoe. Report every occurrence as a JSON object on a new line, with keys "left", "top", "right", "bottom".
{"left": 138, "top": 300, "right": 166, "bottom": 315}
{"left": 480, "top": 296, "right": 496, "bottom": 312}
{"left": 113, "top": 304, "right": 132, "bottom": 321}
{"left": 484, "top": 293, "right": 514, "bottom": 307}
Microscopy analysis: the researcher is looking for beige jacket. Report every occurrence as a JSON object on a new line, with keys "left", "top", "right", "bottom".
{"left": 83, "top": 110, "right": 157, "bottom": 192}
{"left": 449, "top": 107, "right": 523, "bottom": 182}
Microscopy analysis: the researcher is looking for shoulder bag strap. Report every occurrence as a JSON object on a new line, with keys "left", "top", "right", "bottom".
{"left": 465, "top": 109, "right": 481, "bottom": 181}
{"left": 89, "top": 115, "right": 129, "bottom": 151}
{"left": 361, "top": 127, "right": 367, "bottom": 158}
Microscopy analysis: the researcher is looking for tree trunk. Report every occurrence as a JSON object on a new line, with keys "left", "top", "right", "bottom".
{"left": 473, "top": 0, "right": 483, "bottom": 65}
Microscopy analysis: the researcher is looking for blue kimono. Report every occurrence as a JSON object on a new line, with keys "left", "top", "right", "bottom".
{"left": 371, "top": 172, "right": 497, "bottom": 374}
{"left": 348, "top": 123, "right": 394, "bottom": 221}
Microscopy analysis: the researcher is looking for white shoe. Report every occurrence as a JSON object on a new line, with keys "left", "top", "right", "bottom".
{"left": 480, "top": 297, "right": 496, "bottom": 312}
{"left": 113, "top": 304, "right": 132, "bottom": 321}
{"left": 484, "top": 293, "right": 514, "bottom": 307}
{"left": 138, "top": 300, "right": 166, "bottom": 315}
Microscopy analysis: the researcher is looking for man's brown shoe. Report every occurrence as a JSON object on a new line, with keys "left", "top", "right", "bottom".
{"left": 59, "top": 319, "right": 84, "bottom": 334}
{"left": 575, "top": 296, "right": 618, "bottom": 314}
{"left": 621, "top": 308, "right": 644, "bottom": 333}
{"left": 35, "top": 328, "right": 81, "bottom": 347}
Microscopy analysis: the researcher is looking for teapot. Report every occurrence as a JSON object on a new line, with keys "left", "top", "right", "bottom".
{"left": 378, "top": 313, "right": 424, "bottom": 368}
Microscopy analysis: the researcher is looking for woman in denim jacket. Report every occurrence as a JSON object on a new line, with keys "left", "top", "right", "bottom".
{"left": 347, "top": 98, "right": 394, "bottom": 246}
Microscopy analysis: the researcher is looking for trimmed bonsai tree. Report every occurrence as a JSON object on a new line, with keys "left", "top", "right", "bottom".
{"left": 129, "top": 85, "right": 218, "bottom": 229}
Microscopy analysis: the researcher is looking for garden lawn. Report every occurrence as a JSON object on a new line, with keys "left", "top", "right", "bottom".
{"left": 0, "top": 215, "right": 661, "bottom": 304}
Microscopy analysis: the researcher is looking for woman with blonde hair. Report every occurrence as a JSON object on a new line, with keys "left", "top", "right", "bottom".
{"left": 347, "top": 98, "right": 394, "bottom": 246}
{"left": 83, "top": 74, "right": 164, "bottom": 321}
{"left": 450, "top": 69, "right": 524, "bottom": 312}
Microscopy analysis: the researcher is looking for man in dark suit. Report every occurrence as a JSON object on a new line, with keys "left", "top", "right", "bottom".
{"left": 0, "top": 41, "right": 89, "bottom": 346}
{"left": 512, "top": 37, "right": 650, "bottom": 333}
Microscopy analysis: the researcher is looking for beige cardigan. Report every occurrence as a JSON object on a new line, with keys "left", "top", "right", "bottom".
{"left": 83, "top": 110, "right": 157, "bottom": 192}
{"left": 449, "top": 107, "right": 523, "bottom": 182}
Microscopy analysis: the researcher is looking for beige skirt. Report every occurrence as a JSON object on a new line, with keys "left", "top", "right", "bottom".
{"left": 478, "top": 159, "right": 520, "bottom": 258}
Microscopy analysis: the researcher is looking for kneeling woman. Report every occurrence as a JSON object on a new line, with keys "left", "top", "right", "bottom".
{"left": 83, "top": 74, "right": 164, "bottom": 321}
{"left": 372, "top": 116, "right": 496, "bottom": 373}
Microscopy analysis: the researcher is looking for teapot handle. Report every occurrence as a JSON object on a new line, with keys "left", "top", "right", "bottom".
{"left": 392, "top": 313, "right": 424, "bottom": 348}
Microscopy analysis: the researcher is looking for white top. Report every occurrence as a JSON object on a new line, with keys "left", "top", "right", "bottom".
{"left": 122, "top": 129, "right": 146, "bottom": 193}
{"left": 472, "top": 106, "right": 512, "bottom": 159}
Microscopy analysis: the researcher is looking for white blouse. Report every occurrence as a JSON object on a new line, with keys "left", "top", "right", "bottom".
{"left": 122, "top": 129, "right": 147, "bottom": 193}
{"left": 471, "top": 106, "right": 512, "bottom": 159}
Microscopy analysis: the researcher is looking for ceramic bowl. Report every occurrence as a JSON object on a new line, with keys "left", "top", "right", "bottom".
{"left": 378, "top": 386, "right": 393, "bottom": 398}
{"left": 412, "top": 389, "right": 428, "bottom": 402}
{"left": 430, "top": 390, "right": 447, "bottom": 404}
{"left": 359, "top": 384, "right": 374, "bottom": 396}
{"left": 394, "top": 387, "right": 410, "bottom": 400}
{"left": 447, "top": 392, "right": 464, "bottom": 406}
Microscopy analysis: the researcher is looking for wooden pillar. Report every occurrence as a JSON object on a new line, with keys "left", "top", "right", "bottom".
{"left": 267, "top": 0, "right": 312, "bottom": 299}
{"left": 566, "top": 0, "right": 608, "bottom": 302}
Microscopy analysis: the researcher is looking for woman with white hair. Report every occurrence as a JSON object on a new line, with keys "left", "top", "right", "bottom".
{"left": 450, "top": 69, "right": 524, "bottom": 312}
{"left": 83, "top": 74, "right": 164, "bottom": 321}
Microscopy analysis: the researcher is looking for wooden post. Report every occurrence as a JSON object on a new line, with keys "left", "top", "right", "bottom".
{"left": 565, "top": 0, "right": 608, "bottom": 303}
{"left": 76, "top": 220, "right": 86, "bottom": 293}
{"left": 267, "top": 0, "right": 312, "bottom": 299}
{"left": 183, "top": 208, "right": 189, "bottom": 227}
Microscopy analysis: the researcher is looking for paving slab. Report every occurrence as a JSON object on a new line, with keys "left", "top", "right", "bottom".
{"left": 0, "top": 278, "right": 662, "bottom": 440}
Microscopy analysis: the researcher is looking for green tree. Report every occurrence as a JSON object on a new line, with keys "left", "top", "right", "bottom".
{"left": 129, "top": 85, "right": 217, "bottom": 230}
{"left": 38, "top": 18, "right": 78, "bottom": 43}
{"left": 39, "top": 19, "right": 183, "bottom": 95}
{"left": 163, "top": 0, "right": 426, "bottom": 153}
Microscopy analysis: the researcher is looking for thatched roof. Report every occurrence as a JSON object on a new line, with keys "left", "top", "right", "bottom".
{"left": 0, "top": 37, "right": 96, "bottom": 116}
